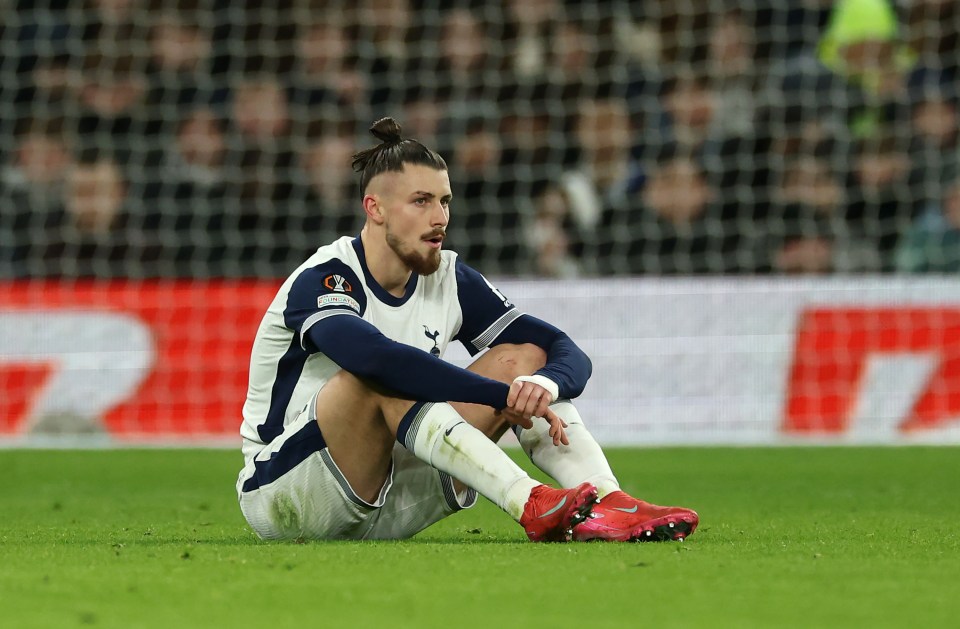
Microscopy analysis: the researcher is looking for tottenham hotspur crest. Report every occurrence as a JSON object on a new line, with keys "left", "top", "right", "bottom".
{"left": 423, "top": 325, "right": 441, "bottom": 357}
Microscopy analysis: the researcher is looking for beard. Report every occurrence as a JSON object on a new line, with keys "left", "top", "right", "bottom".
{"left": 386, "top": 228, "right": 442, "bottom": 275}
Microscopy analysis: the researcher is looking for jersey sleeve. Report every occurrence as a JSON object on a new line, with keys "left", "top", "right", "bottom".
{"left": 282, "top": 259, "right": 367, "bottom": 351}
{"left": 453, "top": 258, "right": 523, "bottom": 355}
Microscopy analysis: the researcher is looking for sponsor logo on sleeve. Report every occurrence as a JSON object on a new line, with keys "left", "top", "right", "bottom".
{"left": 317, "top": 293, "right": 361, "bottom": 313}
{"left": 323, "top": 274, "right": 353, "bottom": 293}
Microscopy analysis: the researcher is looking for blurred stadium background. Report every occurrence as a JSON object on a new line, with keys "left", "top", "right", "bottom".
{"left": 2, "top": 0, "right": 960, "bottom": 445}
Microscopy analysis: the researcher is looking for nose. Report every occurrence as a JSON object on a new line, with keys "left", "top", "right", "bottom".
{"left": 431, "top": 200, "right": 449, "bottom": 228}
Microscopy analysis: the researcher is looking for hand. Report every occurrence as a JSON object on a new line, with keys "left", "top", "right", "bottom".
{"left": 496, "top": 380, "right": 569, "bottom": 446}
{"left": 497, "top": 405, "right": 569, "bottom": 446}
{"left": 507, "top": 379, "right": 553, "bottom": 422}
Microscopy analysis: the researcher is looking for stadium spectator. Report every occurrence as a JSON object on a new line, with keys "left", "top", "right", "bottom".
{"left": 72, "top": 47, "right": 153, "bottom": 158}
{"left": 2, "top": 117, "right": 72, "bottom": 214}
{"left": 655, "top": 71, "right": 723, "bottom": 158}
{"left": 766, "top": 155, "right": 880, "bottom": 273}
{"left": 2, "top": 0, "right": 958, "bottom": 279}
{"left": 0, "top": 118, "right": 73, "bottom": 277}
{"left": 895, "top": 171, "right": 960, "bottom": 272}
{"left": 908, "top": 75, "right": 959, "bottom": 207}
{"left": 446, "top": 117, "right": 519, "bottom": 272}
{"left": 230, "top": 76, "right": 292, "bottom": 146}
{"left": 140, "top": 107, "right": 231, "bottom": 276}
{"left": 525, "top": 183, "right": 581, "bottom": 278}
{"left": 351, "top": 0, "right": 416, "bottom": 108}
{"left": 772, "top": 235, "right": 835, "bottom": 275}
{"left": 594, "top": 151, "right": 721, "bottom": 275}
{"left": 38, "top": 153, "right": 154, "bottom": 278}
{"left": 288, "top": 120, "right": 362, "bottom": 250}
{"left": 503, "top": 0, "right": 560, "bottom": 80}
{"left": 227, "top": 75, "right": 296, "bottom": 212}
{"left": 289, "top": 20, "right": 369, "bottom": 114}
{"left": 433, "top": 8, "right": 501, "bottom": 124}
{"left": 706, "top": 9, "right": 762, "bottom": 138}
{"left": 496, "top": 98, "right": 563, "bottom": 204}
{"left": 636, "top": 153, "right": 721, "bottom": 274}
{"left": 145, "top": 10, "right": 222, "bottom": 115}
{"left": 846, "top": 131, "right": 918, "bottom": 270}
{"left": 399, "top": 93, "right": 445, "bottom": 153}
{"left": 560, "top": 97, "right": 640, "bottom": 233}
{"left": 904, "top": 0, "right": 960, "bottom": 77}
{"left": 769, "top": 0, "right": 930, "bottom": 150}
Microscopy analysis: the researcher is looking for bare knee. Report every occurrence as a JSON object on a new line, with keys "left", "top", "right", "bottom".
{"left": 480, "top": 343, "right": 547, "bottom": 381}
{"left": 318, "top": 369, "right": 417, "bottom": 435}
{"left": 320, "top": 369, "right": 379, "bottom": 409}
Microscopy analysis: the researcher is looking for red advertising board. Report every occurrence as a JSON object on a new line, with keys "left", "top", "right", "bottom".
{"left": 0, "top": 280, "right": 281, "bottom": 439}
{"left": 3, "top": 277, "right": 960, "bottom": 444}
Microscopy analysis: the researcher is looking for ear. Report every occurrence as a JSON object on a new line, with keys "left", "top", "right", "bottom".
{"left": 362, "top": 194, "right": 385, "bottom": 225}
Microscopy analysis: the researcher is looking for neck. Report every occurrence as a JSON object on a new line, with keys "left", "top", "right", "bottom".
{"left": 360, "top": 226, "right": 413, "bottom": 297}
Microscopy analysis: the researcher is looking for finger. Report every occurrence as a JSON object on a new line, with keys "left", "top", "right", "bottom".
{"left": 546, "top": 415, "right": 567, "bottom": 446}
{"left": 550, "top": 419, "right": 566, "bottom": 446}
{"left": 507, "top": 380, "right": 522, "bottom": 407}
{"left": 503, "top": 408, "right": 533, "bottom": 430}
{"left": 544, "top": 408, "right": 567, "bottom": 429}
{"left": 534, "top": 394, "right": 551, "bottom": 421}
{"left": 522, "top": 390, "right": 543, "bottom": 420}
{"left": 513, "top": 385, "right": 536, "bottom": 418}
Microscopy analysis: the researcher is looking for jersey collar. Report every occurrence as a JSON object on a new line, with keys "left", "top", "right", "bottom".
{"left": 352, "top": 236, "right": 419, "bottom": 307}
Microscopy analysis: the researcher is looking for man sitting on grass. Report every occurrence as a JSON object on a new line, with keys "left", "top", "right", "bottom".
{"left": 236, "top": 117, "right": 699, "bottom": 543}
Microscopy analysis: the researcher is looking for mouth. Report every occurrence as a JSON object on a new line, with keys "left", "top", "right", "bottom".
{"left": 423, "top": 234, "right": 445, "bottom": 249}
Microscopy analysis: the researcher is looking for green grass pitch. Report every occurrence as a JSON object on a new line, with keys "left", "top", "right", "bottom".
{"left": 2, "top": 446, "right": 958, "bottom": 628}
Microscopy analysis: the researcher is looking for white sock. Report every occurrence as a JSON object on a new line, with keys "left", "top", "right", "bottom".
{"left": 401, "top": 402, "right": 539, "bottom": 521}
{"left": 517, "top": 400, "right": 620, "bottom": 498}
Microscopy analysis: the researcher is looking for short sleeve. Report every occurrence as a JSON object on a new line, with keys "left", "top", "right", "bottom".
{"left": 283, "top": 260, "right": 367, "bottom": 351}
{"left": 453, "top": 258, "right": 522, "bottom": 355}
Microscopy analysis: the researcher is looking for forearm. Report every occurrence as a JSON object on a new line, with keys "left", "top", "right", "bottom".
{"left": 307, "top": 315, "right": 510, "bottom": 408}
{"left": 492, "top": 314, "right": 593, "bottom": 399}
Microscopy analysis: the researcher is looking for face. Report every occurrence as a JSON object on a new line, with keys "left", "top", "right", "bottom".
{"left": 302, "top": 135, "right": 354, "bottom": 200}
{"left": 576, "top": 100, "right": 632, "bottom": 155}
{"left": 177, "top": 110, "right": 225, "bottom": 168}
{"left": 369, "top": 164, "right": 451, "bottom": 275}
{"left": 151, "top": 20, "right": 211, "bottom": 72}
{"left": 780, "top": 159, "right": 843, "bottom": 212}
{"left": 664, "top": 78, "right": 716, "bottom": 133}
{"left": 643, "top": 158, "right": 712, "bottom": 224}
{"left": 855, "top": 150, "right": 910, "bottom": 191}
{"left": 945, "top": 183, "right": 960, "bottom": 228}
{"left": 913, "top": 98, "right": 958, "bottom": 146}
{"left": 297, "top": 24, "right": 348, "bottom": 73}
{"left": 17, "top": 134, "right": 72, "bottom": 185}
{"left": 440, "top": 9, "right": 486, "bottom": 72}
{"left": 232, "top": 80, "right": 291, "bottom": 140}
{"left": 65, "top": 161, "right": 126, "bottom": 233}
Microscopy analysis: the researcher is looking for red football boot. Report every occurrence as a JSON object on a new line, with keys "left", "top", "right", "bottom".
{"left": 572, "top": 490, "right": 699, "bottom": 542}
{"left": 519, "top": 482, "right": 600, "bottom": 542}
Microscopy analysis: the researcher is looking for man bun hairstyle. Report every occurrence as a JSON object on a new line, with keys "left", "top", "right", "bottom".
{"left": 352, "top": 117, "right": 447, "bottom": 197}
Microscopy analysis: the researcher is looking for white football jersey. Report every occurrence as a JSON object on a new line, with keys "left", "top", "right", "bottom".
{"left": 240, "top": 236, "right": 520, "bottom": 461}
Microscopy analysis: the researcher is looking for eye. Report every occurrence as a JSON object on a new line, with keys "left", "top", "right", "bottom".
{"left": 414, "top": 197, "right": 428, "bottom": 206}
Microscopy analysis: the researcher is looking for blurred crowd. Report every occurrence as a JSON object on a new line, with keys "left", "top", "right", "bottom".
{"left": 1, "top": 0, "right": 959, "bottom": 278}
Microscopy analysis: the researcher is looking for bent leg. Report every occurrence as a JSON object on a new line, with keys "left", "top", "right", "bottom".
{"left": 313, "top": 368, "right": 540, "bottom": 522}
{"left": 314, "top": 343, "right": 548, "bottom": 502}
{"left": 310, "top": 370, "right": 410, "bottom": 504}
{"left": 473, "top": 345, "right": 620, "bottom": 496}
{"left": 451, "top": 343, "right": 548, "bottom": 440}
